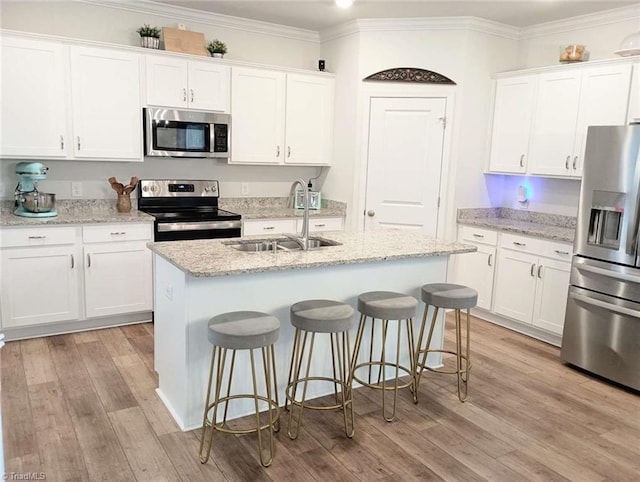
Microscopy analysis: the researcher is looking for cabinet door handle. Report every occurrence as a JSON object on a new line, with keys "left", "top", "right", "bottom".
{"left": 537, "top": 265, "right": 543, "bottom": 278}
{"left": 315, "top": 223, "right": 326, "bottom": 227}
{"left": 473, "top": 233, "right": 484, "bottom": 238}
{"left": 287, "top": 146, "right": 291, "bottom": 158}
{"left": 28, "top": 235, "right": 46, "bottom": 240}
{"left": 519, "top": 154, "right": 525, "bottom": 167}
{"left": 60, "top": 135, "right": 64, "bottom": 150}
{"left": 110, "top": 232, "right": 126, "bottom": 236}
{"left": 183, "top": 88, "right": 187, "bottom": 102}
{"left": 77, "top": 136, "right": 81, "bottom": 150}
{"left": 276, "top": 146, "right": 280, "bottom": 157}
{"left": 555, "top": 249, "right": 570, "bottom": 255}
{"left": 488, "top": 254, "right": 493, "bottom": 266}
{"left": 71, "top": 254, "right": 75, "bottom": 269}
{"left": 190, "top": 89, "right": 194, "bottom": 103}
{"left": 513, "top": 241, "right": 526, "bottom": 247}
{"left": 565, "top": 155, "right": 570, "bottom": 170}
{"left": 263, "top": 226, "right": 275, "bottom": 230}
{"left": 530, "top": 263, "right": 536, "bottom": 277}
{"left": 572, "top": 156, "right": 578, "bottom": 170}
{"left": 87, "top": 253, "right": 91, "bottom": 268}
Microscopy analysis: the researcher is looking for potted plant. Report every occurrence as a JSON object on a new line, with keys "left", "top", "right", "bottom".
{"left": 207, "top": 39, "right": 227, "bottom": 58}
{"left": 136, "top": 24, "right": 161, "bottom": 49}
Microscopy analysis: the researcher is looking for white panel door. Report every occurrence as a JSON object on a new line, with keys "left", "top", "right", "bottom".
{"left": 284, "top": 74, "right": 334, "bottom": 165}
{"left": 571, "top": 64, "right": 632, "bottom": 177}
{"left": 364, "top": 97, "right": 446, "bottom": 236}
{"left": 70, "top": 46, "right": 142, "bottom": 160}
{"left": 493, "top": 249, "right": 537, "bottom": 323}
{"left": 230, "top": 67, "right": 285, "bottom": 164}
{"left": 453, "top": 244, "right": 496, "bottom": 311}
{"left": 532, "top": 258, "right": 571, "bottom": 335}
{"left": 145, "top": 56, "right": 188, "bottom": 108}
{"left": 0, "top": 37, "right": 69, "bottom": 158}
{"left": 84, "top": 242, "right": 152, "bottom": 318}
{"left": 488, "top": 76, "right": 536, "bottom": 173}
{"left": 188, "top": 61, "right": 230, "bottom": 112}
{"left": 529, "top": 70, "right": 581, "bottom": 176}
{"left": 1, "top": 246, "right": 79, "bottom": 327}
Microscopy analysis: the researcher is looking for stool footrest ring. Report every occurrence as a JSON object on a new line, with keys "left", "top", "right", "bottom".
{"left": 352, "top": 361, "right": 414, "bottom": 391}
{"left": 203, "top": 394, "right": 280, "bottom": 435}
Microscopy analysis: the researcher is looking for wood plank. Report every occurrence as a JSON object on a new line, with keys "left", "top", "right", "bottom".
{"left": 19, "top": 338, "right": 57, "bottom": 386}
{"left": 119, "top": 323, "right": 149, "bottom": 339}
{"left": 71, "top": 330, "right": 100, "bottom": 344}
{"left": 128, "top": 333, "right": 155, "bottom": 374}
{"left": 158, "top": 430, "right": 228, "bottom": 482}
{"left": 76, "top": 341, "right": 137, "bottom": 413}
{"left": 96, "top": 326, "right": 137, "bottom": 358}
{"left": 1, "top": 340, "right": 38, "bottom": 460}
{"left": 28, "top": 381, "right": 88, "bottom": 481}
{"left": 4, "top": 453, "right": 43, "bottom": 478}
{"left": 497, "top": 450, "right": 571, "bottom": 482}
{"left": 108, "top": 406, "right": 180, "bottom": 481}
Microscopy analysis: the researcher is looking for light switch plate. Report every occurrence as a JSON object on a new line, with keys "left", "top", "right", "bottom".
{"left": 71, "top": 182, "right": 83, "bottom": 197}
{"left": 241, "top": 183, "right": 249, "bottom": 196}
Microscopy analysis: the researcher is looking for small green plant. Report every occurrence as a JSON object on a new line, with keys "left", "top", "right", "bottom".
{"left": 207, "top": 39, "right": 227, "bottom": 55}
{"left": 136, "top": 24, "right": 161, "bottom": 38}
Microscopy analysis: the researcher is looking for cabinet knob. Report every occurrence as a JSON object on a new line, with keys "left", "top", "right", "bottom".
{"left": 367, "top": 210, "right": 376, "bottom": 217}
{"left": 519, "top": 154, "right": 525, "bottom": 167}
{"left": 565, "top": 155, "right": 570, "bottom": 170}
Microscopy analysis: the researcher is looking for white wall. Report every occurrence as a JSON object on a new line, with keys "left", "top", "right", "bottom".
{"left": 0, "top": 0, "right": 323, "bottom": 200}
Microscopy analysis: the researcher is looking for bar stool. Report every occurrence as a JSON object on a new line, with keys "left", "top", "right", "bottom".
{"left": 351, "top": 291, "right": 418, "bottom": 422}
{"left": 415, "top": 283, "right": 477, "bottom": 402}
{"left": 286, "top": 299, "right": 356, "bottom": 439}
{"left": 199, "top": 311, "right": 280, "bottom": 467}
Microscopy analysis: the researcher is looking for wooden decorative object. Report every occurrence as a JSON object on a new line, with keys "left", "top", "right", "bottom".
{"left": 162, "top": 27, "right": 207, "bottom": 56}
{"left": 364, "top": 68, "right": 456, "bottom": 85}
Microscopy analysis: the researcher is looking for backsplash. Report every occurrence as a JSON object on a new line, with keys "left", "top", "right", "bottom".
{"left": 457, "top": 207, "right": 576, "bottom": 229}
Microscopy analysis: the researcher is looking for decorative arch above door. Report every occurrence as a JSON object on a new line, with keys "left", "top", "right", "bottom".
{"left": 364, "top": 68, "right": 455, "bottom": 85}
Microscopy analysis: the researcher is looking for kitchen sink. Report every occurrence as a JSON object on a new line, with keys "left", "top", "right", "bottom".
{"left": 226, "top": 237, "right": 341, "bottom": 252}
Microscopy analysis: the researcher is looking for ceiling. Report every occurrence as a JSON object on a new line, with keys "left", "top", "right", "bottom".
{"left": 151, "top": 1, "right": 640, "bottom": 31}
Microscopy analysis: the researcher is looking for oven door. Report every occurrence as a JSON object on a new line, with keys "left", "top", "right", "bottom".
{"left": 562, "top": 285, "right": 640, "bottom": 390}
{"left": 154, "top": 220, "right": 241, "bottom": 241}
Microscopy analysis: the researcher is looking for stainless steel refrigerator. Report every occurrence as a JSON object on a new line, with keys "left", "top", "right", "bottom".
{"left": 562, "top": 124, "right": 640, "bottom": 391}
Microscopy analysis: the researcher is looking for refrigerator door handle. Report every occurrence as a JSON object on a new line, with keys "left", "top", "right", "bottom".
{"left": 572, "top": 292, "right": 640, "bottom": 319}
{"left": 576, "top": 262, "right": 640, "bottom": 284}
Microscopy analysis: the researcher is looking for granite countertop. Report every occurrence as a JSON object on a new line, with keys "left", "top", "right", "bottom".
{"left": 219, "top": 197, "right": 347, "bottom": 220}
{"left": 0, "top": 200, "right": 154, "bottom": 227}
{"left": 148, "top": 230, "right": 476, "bottom": 278}
{"left": 457, "top": 208, "right": 575, "bottom": 243}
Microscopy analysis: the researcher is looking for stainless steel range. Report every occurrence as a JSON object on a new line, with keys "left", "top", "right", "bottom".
{"left": 138, "top": 179, "right": 241, "bottom": 241}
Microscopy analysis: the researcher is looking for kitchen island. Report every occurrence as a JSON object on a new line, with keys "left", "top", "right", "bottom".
{"left": 148, "top": 230, "right": 475, "bottom": 430}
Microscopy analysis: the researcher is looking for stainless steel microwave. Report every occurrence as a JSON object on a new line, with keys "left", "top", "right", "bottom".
{"left": 143, "top": 107, "right": 230, "bottom": 158}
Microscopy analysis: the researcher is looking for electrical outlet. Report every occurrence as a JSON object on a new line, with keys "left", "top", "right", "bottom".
{"left": 71, "top": 182, "right": 83, "bottom": 197}
{"left": 241, "top": 183, "right": 249, "bottom": 196}
{"left": 165, "top": 285, "right": 174, "bottom": 301}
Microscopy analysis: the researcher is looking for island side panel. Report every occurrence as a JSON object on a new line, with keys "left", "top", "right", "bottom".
{"left": 177, "top": 255, "right": 449, "bottom": 430}
{"left": 153, "top": 255, "right": 190, "bottom": 429}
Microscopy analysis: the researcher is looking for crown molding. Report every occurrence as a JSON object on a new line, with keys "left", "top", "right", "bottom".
{"left": 320, "top": 16, "right": 521, "bottom": 43}
{"left": 520, "top": 3, "right": 640, "bottom": 39}
{"left": 79, "top": 0, "right": 320, "bottom": 43}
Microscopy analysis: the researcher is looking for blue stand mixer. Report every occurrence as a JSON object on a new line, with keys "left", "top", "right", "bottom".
{"left": 14, "top": 162, "right": 58, "bottom": 218}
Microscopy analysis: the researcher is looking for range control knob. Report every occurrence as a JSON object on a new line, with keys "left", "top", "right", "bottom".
{"left": 150, "top": 185, "right": 157, "bottom": 192}
{"left": 204, "top": 186, "right": 210, "bottom": 192}
{"left": 210, "top": 184, "right": 217, "bottom": 192}
{"left": 142, "top": 185, "right": 148, "bottom": 192}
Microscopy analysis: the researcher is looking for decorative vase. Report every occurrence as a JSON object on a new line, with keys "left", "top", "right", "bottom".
{"left": 116, "top": 194, "right": 132, "bottom": 213}
{"left": 212, "top": 52, "right": 223, "bottom": 58}
{"left": 140, "top": 36, "right": 160, "bottom": 49}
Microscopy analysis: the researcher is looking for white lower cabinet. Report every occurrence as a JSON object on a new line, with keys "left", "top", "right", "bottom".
{"left": 243, "top": 216, "right": 345, "bottom": 236}
{"left": 300, "top": 216, "right": 344, "bottom": 233}
{"left": 456, "top": 226, "right": 571, "bottom": 338}
{"left": 0, "top": 223, "right": 153, "bottom": 334}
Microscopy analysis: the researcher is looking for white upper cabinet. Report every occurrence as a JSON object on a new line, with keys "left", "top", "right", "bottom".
{"left": 488, "top": 76, "right": 536, "bottom": 174}
{"left": 145, "top": 56, "right": 230, "bottom": 112}
{"left": 284, "top": 74, "right": 334, "bottom": 165}
{"left": 529, "top": 64, "right": 632, "bottom": 177}
{"left": 0, "top": 37, "right": 69, "bottom": 158}
{"left": 230, "top": 66, "right": 334, "bottom": 166}
{"left": 626, "top": 62, "right": 640, "bottom": 124}
{"left": 70, "top": 46, "right": 143, "bottom": 161}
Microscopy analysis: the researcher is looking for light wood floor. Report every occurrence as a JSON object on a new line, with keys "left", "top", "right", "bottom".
{"left": 2, "top": 315, "right": 639, "bottom": 481}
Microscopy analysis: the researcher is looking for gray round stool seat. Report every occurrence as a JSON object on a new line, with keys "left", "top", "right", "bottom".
{"left": 207, "top": 311, "right": 280, "bottom": 350}
{"left": 290, "top": 299, "right": 356, "bottom": 333}
{"left": 421, "top": 283, "right": 478, "bottom": 310}
{"left": 357, "top": 291, "right": 418, "bottom": 320}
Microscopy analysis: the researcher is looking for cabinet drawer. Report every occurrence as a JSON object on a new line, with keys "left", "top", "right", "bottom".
{"left": 536, "top": 239, "right": 573, "bottom": 262}
{"left": 82, "top": 224, "right": 152, "bottom": 243}
{"left": 243, "top": 219, "right": 297, "bottom": 236}
{"left": 500, "top": 233, "right": 543, "bottom": 253}
{"left": 0, "top": 226, "right": 77, "bottom": 248}
{"left": 303, "top": 216, "right": 344, "bottom": 233}
{"left": 459, "top": 226, "right": 498, "bottom": 246}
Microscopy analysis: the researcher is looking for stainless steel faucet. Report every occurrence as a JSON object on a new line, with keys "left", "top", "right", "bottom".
{"left": 288, "top": 178, "right": 310, "bottom": 250}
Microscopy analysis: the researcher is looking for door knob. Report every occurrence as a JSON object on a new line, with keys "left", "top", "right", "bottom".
{"left": 367, "top": 210, "right": 375, "bottom": 217}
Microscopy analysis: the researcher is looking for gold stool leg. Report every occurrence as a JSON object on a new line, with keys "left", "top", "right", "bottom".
{"left": 199, "top": 346, "right": 227, "bottom": 464}
{"left": 381, "top": 319, "right": 402, "bottom": 422}
{"left": 250, "top": 348, "right": 275, "bottom": 467}
{"left": 405, "top": 318, "right": 418, "bottom": 403}
{"left": 199, "top": 345, "right": 217, "bottom": 464}
{"left": 456, "top": 308, "right": 471, "bottom": 402}
{"left": 336, "top": 330, "right": 355, "bottom": 437}
{"left": 269, "top": 344, "right": 280, "bottom": 433}
{"left": 349, "top": 313, "right": 366, "bottom": 387}
{"left": 287, "top": 331, "right": 314, "bottom": 440}
{"left": 415, "top": 306, "right": 439, "bottom": 393}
